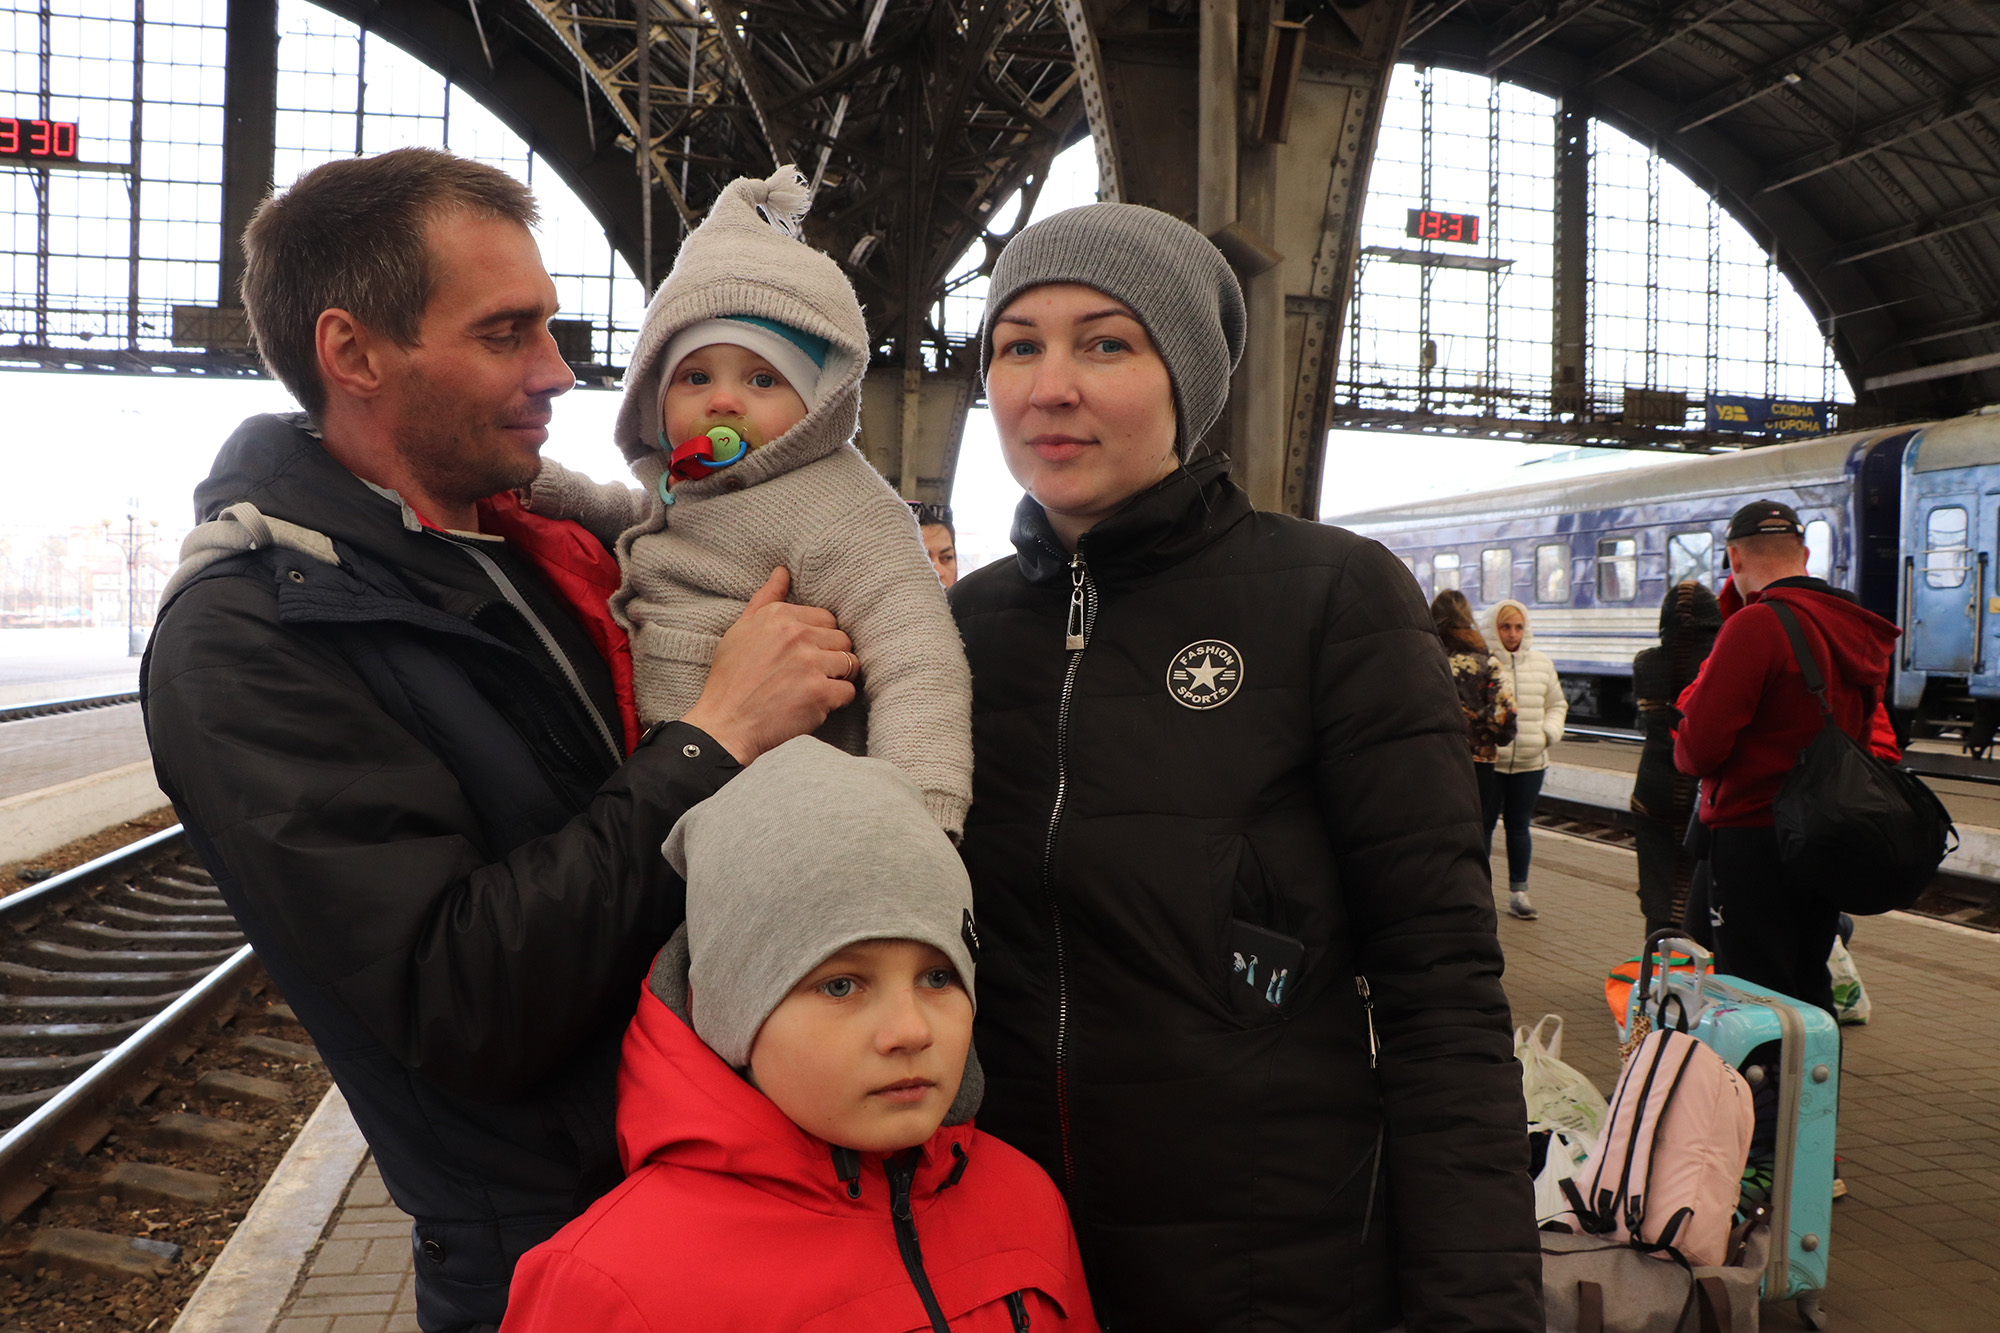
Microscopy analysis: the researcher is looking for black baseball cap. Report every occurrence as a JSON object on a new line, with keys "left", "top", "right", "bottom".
{"left": 1726, "top": 500, "right": 1804, "bottom": 542}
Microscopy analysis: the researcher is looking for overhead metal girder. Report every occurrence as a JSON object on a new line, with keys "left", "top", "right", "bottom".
{"left": 1674, "top": 0, "right": 1927, "bottom": 133}
{"left": 1065, "top": 0, "right": 1413, "bottom": 519}
{"left": 1762, "top": 71, "right": 2000, "bottom": 193}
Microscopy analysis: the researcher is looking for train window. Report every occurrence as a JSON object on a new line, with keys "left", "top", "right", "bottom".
{"left": 1482, "top": 548, "right": 1511, "bottom": 602}
{"left": 1535, "top": 543, "right": 1570, "bottom": 602}
{"left": 1667, "top": 532, "right": 1713, "bottom": 589}
{"left": 1804, "top": 520, "right": 1834, "bottom": 582}
{"left": 1434, "top": 552, "right": 1461, "bottom": 592}
{"left": 1926, "top": 506, "right": 1969, "bottom": 589}
{"left": 1597, "top": 538, "right": 1639, "bottom": 601}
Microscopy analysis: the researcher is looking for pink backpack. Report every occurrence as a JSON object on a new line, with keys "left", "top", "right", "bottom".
{"left": 1556, "top": 1025, "right": 1754, "bottom": 1267}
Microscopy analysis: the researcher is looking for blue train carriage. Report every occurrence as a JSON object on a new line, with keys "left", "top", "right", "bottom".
{"left": 1328, "top": 424, "right": 1923, "bottom": 725}
{"left": 1896, "top": 410, "right": 2000, "bottom": 742}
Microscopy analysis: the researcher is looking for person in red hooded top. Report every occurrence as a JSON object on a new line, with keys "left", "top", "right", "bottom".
{"left": 500, "top": 736, "right": 1095, "bottom": 1333}
{"left": 1674, "top": 499, "right": 1900, "bottom": 1017}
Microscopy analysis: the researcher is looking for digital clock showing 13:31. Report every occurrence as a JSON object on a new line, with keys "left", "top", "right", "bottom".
{"left": 1404, "top": 208, "right": 1480, "bottom": 245}
{"left": 0, "top": 117, "right": 81, "bottom": 162}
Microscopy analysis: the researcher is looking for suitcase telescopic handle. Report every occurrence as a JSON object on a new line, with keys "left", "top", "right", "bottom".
{"left": 1636, "top": 928, "right": 1713, "bottom": 1024}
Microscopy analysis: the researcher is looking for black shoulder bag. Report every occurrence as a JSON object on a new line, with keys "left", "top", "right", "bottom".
{"left": 1767, "top": 601, "right": 1956, "bottom": 914}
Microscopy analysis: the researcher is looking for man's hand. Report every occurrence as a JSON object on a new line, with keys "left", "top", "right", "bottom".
{"left": 682, "top": 567, "right": 856, "bottom": 764}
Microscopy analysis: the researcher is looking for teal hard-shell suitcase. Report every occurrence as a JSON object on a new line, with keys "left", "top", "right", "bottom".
{"left": 1624, "top": 933, "right": 1840, "bottom": 1330}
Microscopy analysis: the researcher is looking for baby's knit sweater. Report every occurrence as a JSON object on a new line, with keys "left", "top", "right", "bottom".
{"left": 532, "top": 444, "right": 971, "bottom": 835}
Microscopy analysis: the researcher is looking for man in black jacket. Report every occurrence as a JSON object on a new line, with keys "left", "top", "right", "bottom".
{"left": 142, "top": 149, "right": 854, "bottom": 1332}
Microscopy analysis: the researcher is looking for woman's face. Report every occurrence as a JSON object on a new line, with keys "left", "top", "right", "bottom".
{"left": 1497, "top": 609, "right": 1525, "bottom": 653}
{"left": 987, "top": 283, "right": 1178, "bottom": 549}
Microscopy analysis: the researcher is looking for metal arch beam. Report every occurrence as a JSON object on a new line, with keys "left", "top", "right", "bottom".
{"left": 306, "top": 0, "right": 692, "bottom": 285}
{"left": 1675, "top": 0, "right": 1930, "bottom": 133}
{"left": 1053, "top": 0, "right": 1124, "bottom": 201}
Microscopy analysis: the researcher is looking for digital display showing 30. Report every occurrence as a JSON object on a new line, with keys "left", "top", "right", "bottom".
{"left": 0, "top": 118, "right": 80, "bottom": 163}
{"left": 1405, "top": 208, "right": 1480, "bottom": 245}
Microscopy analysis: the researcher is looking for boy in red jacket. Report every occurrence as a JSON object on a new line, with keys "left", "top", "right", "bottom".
{"left": 500, "top": 736, "right": 1095, "bottom": 1332}
{"left": 1674, "top": 499, "right": 1900, "bottom": 1018}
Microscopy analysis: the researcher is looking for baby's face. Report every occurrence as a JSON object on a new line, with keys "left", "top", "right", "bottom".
{"left": 661, "top": 343, "right": 808, "bottom": 452}
{"left": 748, "top": 939, "right": 971, "bottom": 1153}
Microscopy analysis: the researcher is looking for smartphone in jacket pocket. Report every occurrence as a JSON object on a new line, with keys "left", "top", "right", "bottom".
{"left": 1226, "top": 918, "right": 1304, "bottom": 1010}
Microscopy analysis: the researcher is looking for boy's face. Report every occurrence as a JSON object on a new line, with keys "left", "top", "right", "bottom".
{"left": 661, "top": 342, "right": 809, "bottom": 452}
{"left": 748, "top": 938, "right": 971, "bottom": 1153}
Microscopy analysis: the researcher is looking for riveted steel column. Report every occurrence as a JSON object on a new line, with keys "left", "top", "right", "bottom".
{"left": 1198, "top": 0, "right": 1238, "bottom": 236}
{"left": 220, "top": 0, "right": 277, "bottom": 308}
{"left": 1553, "top": 95, "right": 1590, "bottom": 418}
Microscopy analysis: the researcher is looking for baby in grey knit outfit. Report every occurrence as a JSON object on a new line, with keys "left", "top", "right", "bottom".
{"left": 528, "top": 168, "right": 972, "bottom": 836}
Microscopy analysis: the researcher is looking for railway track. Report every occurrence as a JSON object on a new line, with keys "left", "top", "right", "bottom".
{"left": 0, "top": 692, "right": 141, "bottom": 726}
{"left": 0, "top": 825, "right": 329, "bottom": 1326}
{"left": 0, "top": 829, "right": 258, "bottom": 1196}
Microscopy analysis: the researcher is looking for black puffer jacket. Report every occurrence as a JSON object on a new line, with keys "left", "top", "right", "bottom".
{"left": 143, "top": 415, "right": 738, "bottom": 1331}
{"left": 950, "top": 456, "right": 1539, "bottom": 1333}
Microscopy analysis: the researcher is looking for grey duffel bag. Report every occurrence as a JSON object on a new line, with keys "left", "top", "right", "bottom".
{"left": 1542, "top": 1221, "right": 1769, "bottom": 1333}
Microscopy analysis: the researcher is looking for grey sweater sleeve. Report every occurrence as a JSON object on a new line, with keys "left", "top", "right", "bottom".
{"left": 796, "top": 478, "right": 974, "bottom": 838}
{"left": 527, "top": 459, "right": 655, "bottom": 548}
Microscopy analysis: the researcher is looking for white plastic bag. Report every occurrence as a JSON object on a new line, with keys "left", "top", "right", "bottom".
{"left": 1530, "top": 1121, "right": 1596, "bottom": 1226}
{"left": 1830, "top": 938, "right": 1871, "bottom": 1025}
{"left": 1516, "top": 1014, "right": 1609, "bottom": 1139}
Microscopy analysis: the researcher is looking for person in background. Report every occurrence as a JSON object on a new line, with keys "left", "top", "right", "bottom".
{"left": 1484, "top": 599, "right": 1566, "bottom": 922}
{"left": 1675, "top": 500, "right": 1898, "bottom": 1017}
{"left": 1631, "top": 580, "right": 1722, "bottom": 937}
{"left": 912, "top": 501, "right": 959, "bottom": 587}
{"left": 1433, "top": 588, "right": 1518, "bottom": 827}
{"left": 953, "top": 203, "right": 1541, "bottom": 1332}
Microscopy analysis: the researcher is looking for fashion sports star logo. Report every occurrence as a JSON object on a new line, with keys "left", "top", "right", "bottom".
{"left": 1168, "top": 639, "right": 1244, "bottom": 710}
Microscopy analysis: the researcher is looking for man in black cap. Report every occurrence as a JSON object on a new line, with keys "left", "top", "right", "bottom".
{"left": 1672, "top": 499, "right": 1900, "bottom": 1016}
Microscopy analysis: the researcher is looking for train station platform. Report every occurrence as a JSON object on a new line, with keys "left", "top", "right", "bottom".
{"left": 168, "top": 832, "right": 2000, "bottom": 1333}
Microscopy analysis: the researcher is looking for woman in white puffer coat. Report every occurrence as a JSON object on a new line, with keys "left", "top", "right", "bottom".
{"left": 1484, "top": 599, "right": 1567, "bottom": 920}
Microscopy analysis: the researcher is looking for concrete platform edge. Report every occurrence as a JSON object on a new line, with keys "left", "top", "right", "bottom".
{"left": 172, "top": 1084, "right": 370, "bottom": 1333}
{"left": 0, "top": 758, "right": 166, "bottom": 863}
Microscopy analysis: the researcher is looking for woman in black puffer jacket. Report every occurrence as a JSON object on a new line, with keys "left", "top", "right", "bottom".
{"left": 1631, "top": 580, "right": 1723, "bottom": 935}
{"left": 949, "top": 203, "right": 1539, "bottom": 1333}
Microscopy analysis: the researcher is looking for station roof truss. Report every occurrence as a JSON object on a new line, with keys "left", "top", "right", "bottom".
{"left": 1404, "top": 0, "right": 2000, "bottom": 422}
{"left": 316, "top": 0, "right": 1088, "bottom": 372}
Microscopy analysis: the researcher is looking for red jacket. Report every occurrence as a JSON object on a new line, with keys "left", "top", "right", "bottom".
{"left": 500, "top": 975, "right": 1096, "bottom": 1332}
{"left": 1674, "top": 577, "right": 1900, "bottom": 827}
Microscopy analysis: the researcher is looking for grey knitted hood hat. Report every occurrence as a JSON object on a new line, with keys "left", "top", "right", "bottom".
{"left": 979, "top": 202, "right": 1247, "bottom": 457}
{"left": 615, "top": 167, "right": 870, "bottom": 479}
{"left": 660, "top": 736, "right": 977, "bottom": 1071}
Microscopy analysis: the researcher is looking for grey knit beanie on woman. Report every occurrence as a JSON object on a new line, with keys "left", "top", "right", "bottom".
{"left": 660, "top": 736, "right": 977, "bottom": 1070}
{"left": 980, "top": 202, "right": 1247, "bottom": 456}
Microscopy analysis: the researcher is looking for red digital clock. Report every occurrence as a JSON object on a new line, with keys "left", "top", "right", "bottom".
{"left": 0, "top": 118, "right": 79, "bottom": 162}
{"left": 1405, "top": 208, "right": 1480, "bottom": 245}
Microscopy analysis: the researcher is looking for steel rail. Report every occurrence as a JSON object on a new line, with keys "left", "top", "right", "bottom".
{"left": 0, "top": 691, "right": 141, "bottom": 725}
{"left": 0, "top": 943, "right": 256, "bottom": 1187}
{"left": 2, "top": 826, "right": 187, "bottom": 923}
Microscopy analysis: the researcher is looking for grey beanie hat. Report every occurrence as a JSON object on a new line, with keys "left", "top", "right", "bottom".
{"left": 661, "top": 736, "right": 977, "bottom": 1069}
{"left": 979, "top": 202, "right": 1247, "bottom": 457}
